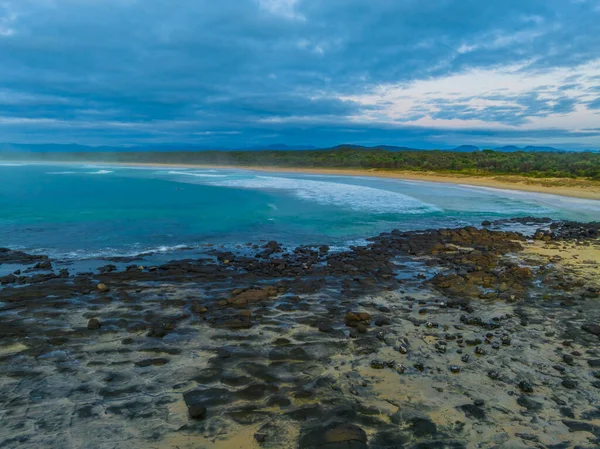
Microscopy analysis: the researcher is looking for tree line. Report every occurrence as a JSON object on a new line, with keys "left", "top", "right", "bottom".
{"left": 3, "top": 146, "right": 600, "bottom": 179}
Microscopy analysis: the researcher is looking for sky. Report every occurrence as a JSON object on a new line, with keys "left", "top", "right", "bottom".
{"left": 0, "top": 0, "right": 599, "bottom": 149}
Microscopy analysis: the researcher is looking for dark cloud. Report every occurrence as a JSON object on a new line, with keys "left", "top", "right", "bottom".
{"left": 0, "top": 0, "right": 598, "bottom": 147}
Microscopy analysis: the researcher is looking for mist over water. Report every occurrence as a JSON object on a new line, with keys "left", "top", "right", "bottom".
{"left": 1, "top": 163, "right": 598, "bottom": 260}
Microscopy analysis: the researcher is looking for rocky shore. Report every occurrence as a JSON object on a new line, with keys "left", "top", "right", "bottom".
{"left": 1, "top": 219, "right": 599, "bottom": 449}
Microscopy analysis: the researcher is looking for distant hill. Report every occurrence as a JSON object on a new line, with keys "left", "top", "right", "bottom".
{"left": 248, "top": 144, "right": 317, "bottom": 150}
{"left": 494, "top": 145, "right": 522, "bottom": 153}
{"left": 0, "top": 142, "right": 597, "bottom": 154}
{"left": 494, "top": 145, "right": 565, "bottom": 153}
{"left": 452, "top": 145, "right": 481, "bottom": 152}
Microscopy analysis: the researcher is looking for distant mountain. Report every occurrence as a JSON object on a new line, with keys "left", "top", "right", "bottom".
{"left": 494, "top": 145, "right": 522, "bottom": 152}
{"left": 524, "top": 146, "right": 565, "bottom": 153}
{"left": 247, "top": 144, "right": 317, "bottom": 150}
{"left": 329, "top": 144, "right": 423, "bottom": 152}
{"left": 494, "top": 145, "right": 565, "bottom": 153}
{"left": 0, "top": 142, "right": 597, "bottom": 154}
{"left": 451, "top": 145, "right": 481, "bottom": 152}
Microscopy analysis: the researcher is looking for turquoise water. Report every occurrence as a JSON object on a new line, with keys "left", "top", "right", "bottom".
{"left": 0, "top": 163, "right": 598, "bottom": 260}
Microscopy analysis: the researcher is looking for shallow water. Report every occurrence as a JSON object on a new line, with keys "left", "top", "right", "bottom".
{"left": 0, "top": 163, "right": 598, "bottom": 260}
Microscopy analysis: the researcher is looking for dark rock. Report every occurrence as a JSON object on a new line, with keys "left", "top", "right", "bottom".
{"left": 318, "top": 322, "right": 335, "bottom": 333}
{"left": 187, "top": 405, "right": 206, "bottom": 420}
{"left": 183, "top": 387, "right": 232, "bottom": 410}
{"left": 135, "top": 358, "right": 169, "bottom": 367}
{"left": 518, "top": 380, "right": 534, "bottom": 393}
{"left": 517, "top": 395, "right": 543, "bottom": 411}
{"left": 216, "top": 348, "right": 231, "bottom": 359}
{"left": 236, "top": 383, "right": 278, "bottom": 401}
{"left": 87, "top": 318, "right": 101, "bottom": 330}
{"left": 371, "top": 360, "right": 386, "bottom": 369}
{"left": 298, "top": 422, "right": 368, "bottom": 449}
{"left": 582, "top": 323, "right": 600, "bottom": 336}
{"left": 562, "top": 420, "right": 600, "bottom": 434}
{"left": 374, "top": 316, "right": 391, "bottom": 326}
{"left": 563, "top": 354, "right": 575, "bottom": 365}
{"left": 458, "top": 404, "right": 486, "bottom": 421}
{"left": 285, "top": 404, "right": 323, "bottom": 421}
{"left": 515, "top": 433, "right": 540, "bottom": 442}
{"left": 560, "top": 407, "right": 575, "bottom": 418}
{"left": 561, "top": 379, "right": 578, "bottom": 390}
{"left": 409, "top": 417, "right": 437, "bottom": 437}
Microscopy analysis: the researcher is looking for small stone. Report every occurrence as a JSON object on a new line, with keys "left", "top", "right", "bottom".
{"left": 318, "top": 323, "right": 334, "bottom": 333}
{"left": 394, "top": 364, "right": 406, "bottom": 374}
{"left": 561, "top": 379, "right": 578, "bottom": 390}
{"left": 188, "top": 405, "right": 207, "bottom": 420}
{"left": 474, "top": 399, "right": 485, "bottom": 407}
{"left": 582, "top": 323, "right": 600, "bottom": 336}
{"left": 87, "top": 318, "right": 101, "bottom": 330}
{"left": 97, "top": 283, "right": 109, "bottom": 292}
{"left": 461, "top": 354, "right": 470, "bottom": 363}
{"left": 371, "top": 360, "right": 385, "bottom": 369}
{"left": 450, "top": 365, "right": 461, "bottom": 373}
{"left": 488, "top": 371, "right": 499, "bottom": 380}
{"left": 563, "top": 354, "right": 575, "bottom": 365}
{"left": 357, "top": 323, "right": 368, "bottom": 334}
{"left": 374, "top": 316, "right": 391, "bottom": 326}
{"left": 519, "top": 380, "right": 534, "bottom": 393}
{"left": 414, "top": 362, "right": 425, "bottom": 372}
{"left": 254, "top": 433, "right": 266, "bottom": 444}
{"left": 397, "top": 344, "right": 408, "bottom": 354}
{"left": 217, "top": 348, "right": 231, "bottom": 359}
{"left": 517, "top": 395, "right": 543, "bottom": 411}
{"left": 192, "top": 303, "right": 208, "bottom": 313}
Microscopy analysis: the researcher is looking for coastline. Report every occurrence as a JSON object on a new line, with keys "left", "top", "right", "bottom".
{"left": 95, "top": 162, "right": 600, "bottom": 200}
{"left": 1, "top": 220, "right": 599, "bottom": 448}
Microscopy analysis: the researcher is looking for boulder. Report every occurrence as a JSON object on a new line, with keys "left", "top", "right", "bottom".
{"left": 299, "top": 423, "right": 368, "bottom": 449}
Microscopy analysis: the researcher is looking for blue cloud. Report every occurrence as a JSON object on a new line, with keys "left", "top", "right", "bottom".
{"left": 0, "top": 0, "right": 598, "bottom": 147}
{"left": 588, "top": 98, "right": 600, "bottom": 110}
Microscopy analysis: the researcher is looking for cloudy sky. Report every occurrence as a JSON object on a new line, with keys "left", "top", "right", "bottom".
{"left": 0, "top": 0, "right": 599, "bottom": 149}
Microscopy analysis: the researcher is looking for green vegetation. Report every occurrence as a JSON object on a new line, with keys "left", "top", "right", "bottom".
{"left": 4, "top": 146, "right": 600, "bottom": 179}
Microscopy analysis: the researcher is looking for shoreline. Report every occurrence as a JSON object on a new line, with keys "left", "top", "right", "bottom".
{"left": 44, "top": 161, "right": 600, "bottom": 200}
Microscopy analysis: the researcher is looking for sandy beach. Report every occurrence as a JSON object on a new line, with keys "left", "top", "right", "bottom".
{"left": 101, "top": 162, "right": 600, "bottom": 200}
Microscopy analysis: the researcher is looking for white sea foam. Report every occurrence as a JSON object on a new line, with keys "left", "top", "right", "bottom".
{"left": 168, "top": 170, "right": 228, "bottom": 178}
{"left": 45, "top": 243, "right": 195, "bottom": 260}
{"left": 48, "top": 169, "right": 113, "bottom": 175}
{"left": 458, "top": 184, "right": 600, "bottom": 213}
{"left": 0, "top": 163, "right": 25, "bottom": 167}
{"left": 208, "top": 175, "right": 441, "bottom": 214}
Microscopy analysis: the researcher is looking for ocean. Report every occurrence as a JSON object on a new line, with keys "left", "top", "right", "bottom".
{"left": 1, "top": 163, "right": 598, "bottom": 261}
